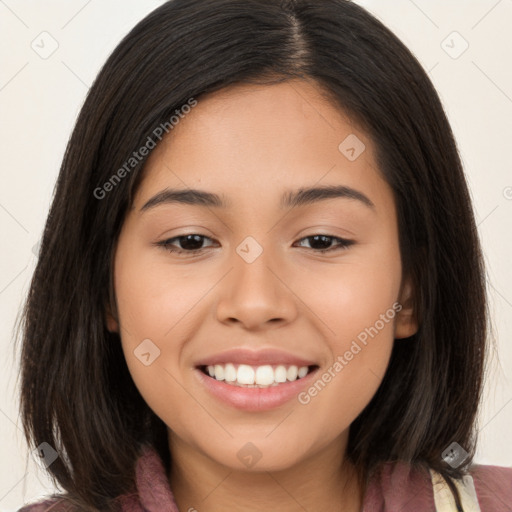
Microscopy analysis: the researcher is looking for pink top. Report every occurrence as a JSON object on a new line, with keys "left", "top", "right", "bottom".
{"left": 18, "top": 445, "right": 512, "bottom": 511}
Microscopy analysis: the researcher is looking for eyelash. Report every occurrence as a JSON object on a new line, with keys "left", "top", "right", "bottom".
{"left": 155, "top": 234, "right": 355, "bottom": 255}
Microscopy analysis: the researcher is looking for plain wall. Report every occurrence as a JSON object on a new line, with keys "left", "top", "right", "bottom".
{"left": 1, "top": 1, "right": 511, "bottom": 510}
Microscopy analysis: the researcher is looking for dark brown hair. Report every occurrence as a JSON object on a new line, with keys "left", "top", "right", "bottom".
{"left": 15, "top": 0, "right": 490, "bottom": 510}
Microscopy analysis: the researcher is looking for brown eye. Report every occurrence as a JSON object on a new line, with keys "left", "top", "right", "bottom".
{"left": 294, "top": 235, "right": 355, "bottom": 253}
{"left": 156, "top": 234, "right": 216, "bottom": 254}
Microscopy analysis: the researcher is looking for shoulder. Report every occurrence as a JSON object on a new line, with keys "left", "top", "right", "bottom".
{"left": 17, "top": 497, "right": 76, "bottom": 512}
{"left": 17, "top": 493, "right": 139, "bottom": 511}
{"left": 468, "top": 463, "right": 512, "bottom": 509}
{"left": 364, "top": 460, "right": 435, "bottom": 509}
{"left": 364, "top": 460, "right": 512, "bottom": 510}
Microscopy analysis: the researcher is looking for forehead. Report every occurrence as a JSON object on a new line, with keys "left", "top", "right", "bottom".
{"left": 134, "top": 79, "right": 389, "bottom": 212}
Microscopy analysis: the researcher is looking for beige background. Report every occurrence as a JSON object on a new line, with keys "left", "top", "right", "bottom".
{"left": 1, "top": 0, "right": 511, "bottom": 510}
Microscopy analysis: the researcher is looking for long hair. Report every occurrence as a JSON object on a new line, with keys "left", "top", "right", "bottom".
{"left": 15, "top": 0, "right": 489, "bottom": 509}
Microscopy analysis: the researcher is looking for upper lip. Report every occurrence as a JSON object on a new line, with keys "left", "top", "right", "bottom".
{"left": 194, "top": 347, "right": 318, "bottom": 368}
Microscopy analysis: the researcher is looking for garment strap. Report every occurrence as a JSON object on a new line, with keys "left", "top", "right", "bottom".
{"left": 429, "top": 469, "right": 481, "bottom": 512}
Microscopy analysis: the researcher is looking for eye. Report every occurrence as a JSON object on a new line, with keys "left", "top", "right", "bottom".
{"left": 155, "top": 234, "right": 216, "bottom": 255}
{"left": 155, "top": 233, "right": 354, "bottom": 256}
{"left": 293, "top": 235, "right": 355, "bottom": 253}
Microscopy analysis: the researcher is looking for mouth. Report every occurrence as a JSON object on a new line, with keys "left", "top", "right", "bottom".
{"left": 192, "top": 347, "right": 321, "bottom": 410}
{"left": 194, "top": 362, "right": 321, "bottom": 411}
{"left": 197, "top": 363, "right": 320, "bottom": 388}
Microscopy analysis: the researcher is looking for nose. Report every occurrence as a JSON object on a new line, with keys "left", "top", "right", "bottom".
{"left": 215, "top": 242, "right": 298, "bottom": 331}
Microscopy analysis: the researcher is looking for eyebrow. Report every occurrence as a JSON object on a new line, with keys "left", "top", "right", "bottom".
{"left": 139, "top": 185, "right": 375, "bottom": 213}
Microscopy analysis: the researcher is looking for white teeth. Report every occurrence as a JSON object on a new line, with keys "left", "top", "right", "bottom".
{"left": 224, "top": 363, "right": 237, "bottom": 382}
{"left": 298, "top": 366, "right": 309, "bottom": 378}
{"left": 275, "top": 365, "right": 287, "bottom": 383}
{"left": 255, "top": 365, "right": 274, "bottom": 386}
{"left": 286, "top": 366, "right": 298, "bottom": 381}
{"left": 214, "top": 364, "right": 224, "bottom": 380}
{"left": 205, "top": 363, "right": 312, "bottom": 386}
{"left": 237, "top": 364, "right": 255, "bottom": 384}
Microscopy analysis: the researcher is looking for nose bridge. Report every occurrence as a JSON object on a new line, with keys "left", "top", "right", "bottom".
{"left": 215, "top": 234, "right": 297, "bottom": 327}
{"left": 232, "top": 234, "right": 281, "bottom": 302}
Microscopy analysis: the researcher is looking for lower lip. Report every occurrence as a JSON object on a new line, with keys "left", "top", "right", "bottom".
{"left": 194, "top": 367, "right": 320, "bottom": 411}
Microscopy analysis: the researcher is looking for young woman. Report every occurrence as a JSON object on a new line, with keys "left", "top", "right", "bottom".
{"left": 16, "top": 0, "right": 512, "bottom": 510}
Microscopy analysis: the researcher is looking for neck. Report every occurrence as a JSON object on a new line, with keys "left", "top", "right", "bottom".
{"left": 167, "top": 431, "right": 362, "bottom": 512}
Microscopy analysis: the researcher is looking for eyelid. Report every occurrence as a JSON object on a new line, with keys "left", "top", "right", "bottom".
{"left": 294, "top": 235, "right": 355, "bottom": 251}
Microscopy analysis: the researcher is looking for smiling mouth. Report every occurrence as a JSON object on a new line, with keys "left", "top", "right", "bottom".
{"left": 198, "top": 363, "right": 319, "bottom": 388}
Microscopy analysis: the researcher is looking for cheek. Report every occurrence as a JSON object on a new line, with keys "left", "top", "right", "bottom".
{"left": 113, "top": 244, "right": 214, "bottom": 429}
{"left": 291, "top": 246, "right": 401, "bottom": 416}
{"left": 114, "top": 245, "right": 204, "bottom": 339}
{"left": 293, "top": 244, "right": 401, "bottom": 346}
{"left": 324, "top": 264, "right": 399, "bottom": 339}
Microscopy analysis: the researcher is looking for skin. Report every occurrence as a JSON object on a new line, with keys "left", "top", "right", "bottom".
{"left": 107, "top": 78, "right": 418, "bottom": 512}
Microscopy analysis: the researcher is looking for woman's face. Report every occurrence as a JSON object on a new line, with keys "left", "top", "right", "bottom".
{"left": 108, "top": 79, "right": 417, "bottom": 472}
